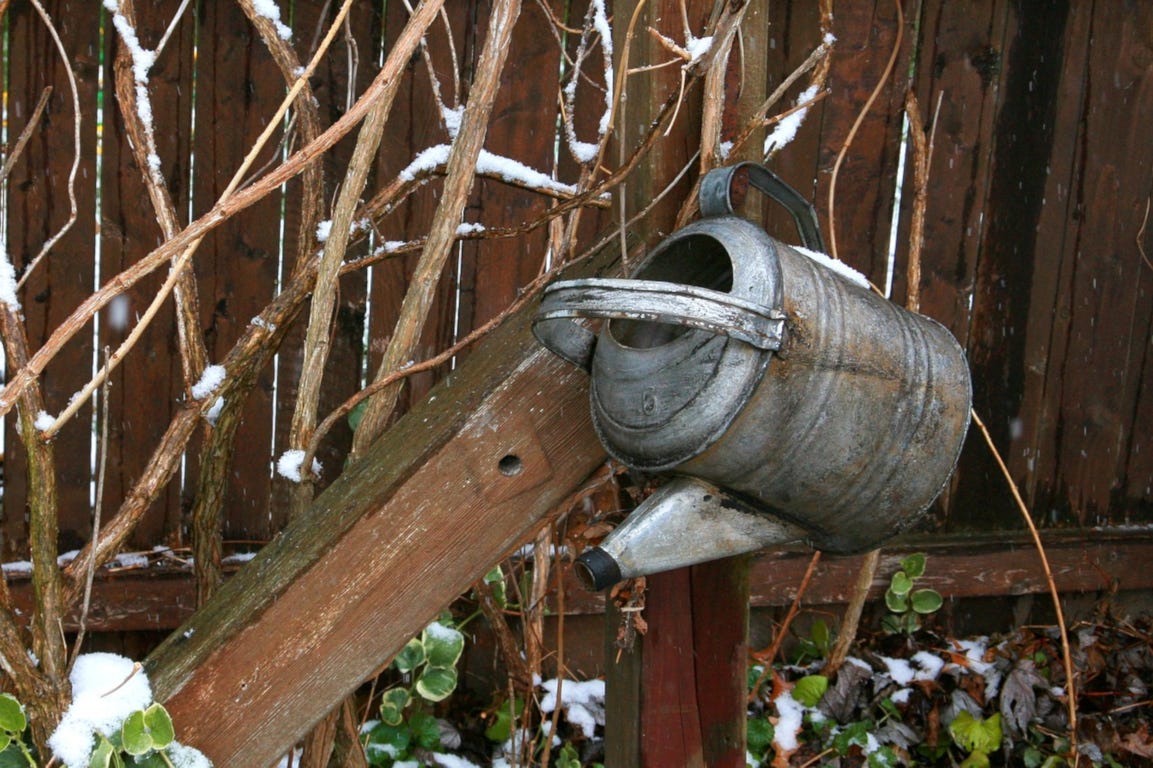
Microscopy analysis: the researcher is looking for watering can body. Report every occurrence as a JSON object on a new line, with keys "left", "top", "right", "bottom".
{"left": 533, "top": 163, "right": 971, "bottom": 589}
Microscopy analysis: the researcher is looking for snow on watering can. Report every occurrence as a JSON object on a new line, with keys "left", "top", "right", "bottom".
{"left": 533, "top": 163, "right": 972, "bottom": 590}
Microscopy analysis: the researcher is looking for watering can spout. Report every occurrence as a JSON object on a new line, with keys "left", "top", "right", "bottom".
{"left": 574, "top": 477, "right": 808, "bottom": 591}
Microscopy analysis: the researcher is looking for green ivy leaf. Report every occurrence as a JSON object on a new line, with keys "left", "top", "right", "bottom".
{"left": 121, "top": 710, "right": 152, "bottom": 756}
{"left": 959, "top": 750, "right": 991, "bottom": 768}
{"left": 902, "top": 612, "right": 923, "bottom": 634}
{"left": 833, "top": 720, "right": 871, "bottom": 754}
{"left": 408, "top": 710, "right": 442, "bottom": 750}
{"left": 483, "top": 697, "right": 524, "bottom": 743}
{"left": 949, "top": 711, "right": 1002, "bottom": 755}
{"left": 900, "top": 553, "right": 927, "bottom": 579}
{"left": 889, "top": 570, "right": 913, "bottom": 596}
{"left": 415, "top": 665, "right": 459, "bottom": 702}
{"left": 0, "top": 744, "right": 29, "bottom": 768}
{"left": 88, "top": 736, "right": 117, "bottom": 768}
{"left": 393, "top": 637, "right": 426, "bottom": 674}
{"left": 557, "top": 742, "right": 582, "bottom": 768}
{"left": 422, "top": 622, "right": 465, "bottom": 668}
{"left": 881, "top": 614, "right": 903, "bottom": 634}
{"left": 347, "top": 401, "right": 368, "bottom": 432}
{"left": 378, "top": 687, "right": 412, "bottom": 727}
{"left": 483, "top": 566, "right": 508, "bottom": 609}
{"left": 0, "top": 736, "right": 9, "bottom": 754}
{"left": 143, "top": 703, "right": 175, "bottom": 750}
{"left": 885, "top": 589, "right": 909, "bottom": 613}
{"left": 746, "top": 717, "right": 774, "bottom": 754}
{"left": 0, "top": 695, "right": 25, "bottom": 735}
{"left": 792, "top": 675, "right": 829, "bottom": 707}
{"left": 911, "top": 588, "right": 944, "bottom": 615}
{"left": 747, "top": 664, "right": 765, "bottom": 693}
{"left": 364, "top": 721, "right": 411, "bottom": 756}
{"left": 133, "top": 754, "right": 171, "bottom": 768}
{"left": 810, "top": 619, "right": 831, "bottom": 655}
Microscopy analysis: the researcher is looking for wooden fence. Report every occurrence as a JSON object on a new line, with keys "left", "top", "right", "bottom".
{"left": 1, "top": 0, "right": 1151, "bottom": 594}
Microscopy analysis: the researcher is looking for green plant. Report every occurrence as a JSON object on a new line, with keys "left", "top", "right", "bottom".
{"left": 0, "top": 694, "right": 35, "bottom": 767}
{"left": 363, "top": 615, "right": 466, "bottom": 766}
{"left": 882, "top": 553, "right": 943, "bottom": 634}
{"left": 0, "top": 693, "right": 205, "bottom": 768}
{"left": 948, "top": 711, "right": 1002, "bottom": 768}
{"left": 793, "top": 618, "right": 832, "bottom": 664}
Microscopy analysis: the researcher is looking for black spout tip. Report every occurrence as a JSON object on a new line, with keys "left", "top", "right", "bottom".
{"left": 574, "top": 547, "right": 622, "bottom": 591}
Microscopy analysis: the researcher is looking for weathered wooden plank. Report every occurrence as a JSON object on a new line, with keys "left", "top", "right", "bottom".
{"left": 949, "top": 1, "right": 1079, "bottom": 532}
{"left": 190, "top": 0, "right": 286, "bottom": 540}
{"left": 638, "top": 568, "right": 707, "bottom": 768}
{"left": 8, "top": 571, "right": 196, "bottom": 633}
{"left": 895, "top": 0, "right": 1006, "bottom": 338}
{"left": 1009, "top": 1, "right": 1094, "bottom": 517}
{"left": 1037, "top": 2, "right": 1153, "bottom": 525}
{"left": 6, "top": 529, "right": 1151, "bottom": 634}
{"left": 558, "top": 530, "right": 1153, "bottom": 615}
{"left": 3, "top": 1, "right": 103, "bottom": 553}
{"left": 98, "top": 0, "right": 193, "bottom": 547}
{"left": 365, "top": 1, "right": 475, "bottom": 413}
{"left": 145, "top": 249, "right": 615, "bottom": 766}
{"left": 765, "top": 0, "right": 910, "bottom": 284}
{"left": 456, "top": 0, "right": 560, "bottom": 335}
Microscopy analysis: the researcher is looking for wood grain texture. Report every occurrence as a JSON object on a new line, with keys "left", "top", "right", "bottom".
{"left": 144, "top": 253, "right": 614, "bottom": 766}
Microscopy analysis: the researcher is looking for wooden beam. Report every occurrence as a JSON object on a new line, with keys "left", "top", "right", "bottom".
{"left": 5, "top": 530, "right": 1146, "bottom": 636}
{"left": 558, "top": 530, "right": 1153, "bottom": 615}
{"left": 143, "top": 253, "right": 615, "bottom": 767}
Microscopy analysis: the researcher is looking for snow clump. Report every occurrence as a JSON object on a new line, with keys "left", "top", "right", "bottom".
{"left": 277, "top": 449, "right": 322, "bottom": 482}
{"left": 48, "top": 654, "right": 153, "bottom": 768}
{"left": 538, "top": 678, "right": 605, "bottom": 739}
{"left": 191, "top": 364, "right": 226, "bottom": 400}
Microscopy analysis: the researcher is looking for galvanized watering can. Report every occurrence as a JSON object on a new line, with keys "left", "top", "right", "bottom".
{"left": 533, "top": 163, "right": 972, "bottom": 590}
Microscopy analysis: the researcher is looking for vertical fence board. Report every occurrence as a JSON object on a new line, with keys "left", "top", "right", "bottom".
{"left": 456, "top": 0, "right": 559, "bottom": 338}
{"left": 4, "top": 1, "right": 102, "bottom": 552}
{"left": 949, "top": 2, "right": 1075, "bottom": 531}
{"left": 98, "top": 0, "right": 195, "bottom": 548}
{"left": 1039, "top": 3, "right": 1153, "bottom": 525}
{"left": 897, "top": 0, "right": 1007, "bottom": 338}
{"left": 0, "top": 0, "right": 1149, "bottom": 579}
{"left": 765, "top": 1, "right": 908, "bottom": 284}
{"left": 190, "top": 1, "right": 286, "bottom": 541}
{"left": 366, "top": 1, "right": 490, "bottom": 413}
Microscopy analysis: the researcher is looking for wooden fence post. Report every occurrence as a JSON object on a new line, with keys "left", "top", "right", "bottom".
{"left": 605, "top": 558, "right": 751, "bottom": 767}
{"left": 600, "top": 0, "right": 763, "bottom": 762}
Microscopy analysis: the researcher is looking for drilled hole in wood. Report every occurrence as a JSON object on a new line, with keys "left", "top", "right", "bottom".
{"left": 498, "top": 454, "right": 523, "bottom": 476}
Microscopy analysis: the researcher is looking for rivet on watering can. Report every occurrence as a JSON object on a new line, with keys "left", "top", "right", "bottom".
{"left": 534, "top": 162, "right": 972, "bottom": 591}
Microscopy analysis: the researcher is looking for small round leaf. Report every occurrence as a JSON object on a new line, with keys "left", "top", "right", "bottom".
{"left": 365, "top": 721, "right": 410, "bottom": 754}
{"left": 421, "top": 622, "right": 464, "bottom": 669}
{"left": 889, "top": 570, "right": 913, "bottom": 596}
{"left": 415, "top": 666, "right": 459, "bottom": 702}
{"left": 0, "top": 695, "right": 25, "bottom": 735}
{"left": 0, "top": 733, "right": 10, "bottom": 753}
{"left": 378, "top": 687, "right": 411, "bottom": 727}
{"left": 792, "top": 675, "right": 828, "bottom": 707}
{"left": 885, "top": 589, "right": 909, "bottom": 613}
{"left": 911, "top": 588, "right": 944, "bottom": 615}
{"left": 393, "top": 637, "right": 426, "bottom": 674}
{"left": 900, "top": 553, "right": 927, "bottom": 579}
{"left": 143, "top": 703, "right": 175, "bottom": 750}
{"left": 121, "top": 710, "right": 153, "bottom": 755}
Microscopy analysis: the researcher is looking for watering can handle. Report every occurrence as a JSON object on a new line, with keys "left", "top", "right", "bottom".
{"left": 533, "top": 278, "right": 786, "bottom": 370}
{"left": 699, "top": 162, "right": 827, "bottom": 253}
